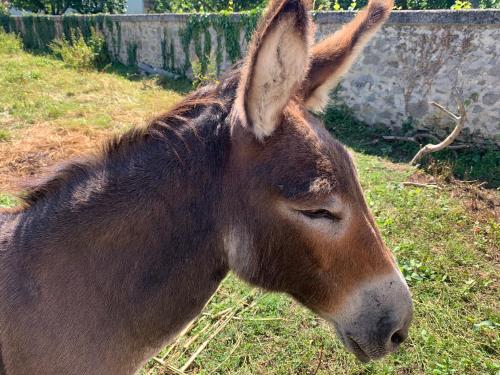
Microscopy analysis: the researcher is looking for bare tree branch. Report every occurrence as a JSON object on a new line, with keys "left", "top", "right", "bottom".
{"left": 411, "top": 90, "right": 467, "bottom": 165}
{"left": 382, "top": 135, "right": 419, "bottom": 144}
{"left": 415, "top": 132, "right": 441, "bottom": 144}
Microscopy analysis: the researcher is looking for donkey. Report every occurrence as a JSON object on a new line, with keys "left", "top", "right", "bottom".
{"left": 0, "top": 0, "right": 412, "bottom": 373}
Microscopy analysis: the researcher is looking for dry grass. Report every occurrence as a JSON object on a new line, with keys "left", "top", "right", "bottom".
{"left": 0, "top": 123, "right": 111, "bottom": 192}
{"left": 405, "top": 169, "right": 499, "bottom": 223}
{"left": 0, "top": 48, "right": 185, "bottom": 195}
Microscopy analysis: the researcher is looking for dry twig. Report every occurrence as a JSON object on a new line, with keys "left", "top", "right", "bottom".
{"left": 411, "top": 90, "right": 467, "bottom": 165}
{"left": 382, "top": 135, "right": 419, "bottom": 144}
{"left": 181, "top": 322, "right": 212, "bottom": 350}
{"left": 401, "top": 181, "right": 441, "bottom": 189}
{"left": 180, "top": 310, "right": 236, "bottom": 371}
{"left": 179, "top": 291, "right": 259, "bottom": 372}
{"left": 151, "top": 357, "right": 185, "bottom": 375}
{"left": 312, "top": 344, "right": 324, "bottom": 375}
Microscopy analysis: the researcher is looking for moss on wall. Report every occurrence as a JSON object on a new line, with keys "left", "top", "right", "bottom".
{"left": 127, "top": 42, "right": 138, "bottom": 66}
{"left": 8, "top": 17, "right": 17, "bottom": 34}
{"left": 1, "top": 12, "right": 262, "bottom": 73}
{"left": 0, "top": 15, "right": 9, "bottom": 32}
{"left": 161, "top": 28, "right": 176, "bottom": 72}
{"left": 20, "top": 16, "right": 36, "bottom": 50}
{"left": 32, "top": 16, "right": 57, "bottom": 51}
{"left": 179, "top": 10, "right": 261, "bottom": 76}
{"left": 62, "top": 15, "right": 80, "bottom": 41}
{"left": 0, "top": 15, "right": 101, "bottom": 51}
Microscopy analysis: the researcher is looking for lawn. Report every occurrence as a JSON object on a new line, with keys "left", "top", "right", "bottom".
{"left": 0, "top": 42, "right": 498, "bottom": 374}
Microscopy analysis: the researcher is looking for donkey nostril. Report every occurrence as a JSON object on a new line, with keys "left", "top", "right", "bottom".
{"left": 391, "top": 330, "right": 406, "bottom": 345}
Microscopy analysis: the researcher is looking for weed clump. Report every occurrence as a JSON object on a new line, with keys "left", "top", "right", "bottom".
{"left": 191, "top": 57, "right": 218, "bottom": 88}
{"left": 49, "top": 27, "right": 109, "bottom": 70}
{"left": 0, "top": 28, "right": 22, "bottom": 54}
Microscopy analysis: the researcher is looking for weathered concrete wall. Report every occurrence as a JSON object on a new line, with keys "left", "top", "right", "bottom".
{"left": 99, "top": 13, "right": 256, "bottom": 76}
{"left": 314, "top": 11, "right": 500, "bottom": 145}
{"left": 6, "top": 11, "right": 500, "bottom": 144}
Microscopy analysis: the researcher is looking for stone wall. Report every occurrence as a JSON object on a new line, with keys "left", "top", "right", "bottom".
{"left": 314, "top": 11, "right": 500, "bottom": 146}
{"left": 4, "top": 10, "right": 500, "bottom": 144}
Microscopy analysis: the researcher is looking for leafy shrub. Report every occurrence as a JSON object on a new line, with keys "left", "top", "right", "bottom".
{"left": 73, "top": 0, "right": 127, "bottom": 14}
{"left": 480, "top": 0, "right": 500, "bottom": 7}
{"left": 0, "top": 0, "right": 8, "bottom": 15}
{"left": 86, "top": 28, "right": 110, "bottom": 68}
{"left": 50, "top": 28, "right": 109, "bottom": 70}
{"left": 153, "top": 0, "right": 266, "bottom": 13}
{"left": 10, "top": 0, "right": 126, "bottom": 15}
{"left": 315, "top": 0, "right": 363, "bottom": 10}
{"left": 403, "top": 0, "right": 457, "bottom": 9}
{"left": 451, "top": 0, "right": 472, "bottom": 8}
{"left": 50, "top": 33, "right": 95, "bottom": 70}
{"left": 152, "top": 0, "right": 498, "bottom": 11}
{"left": 0, "top": 29, "right": 22, "bottom": 54}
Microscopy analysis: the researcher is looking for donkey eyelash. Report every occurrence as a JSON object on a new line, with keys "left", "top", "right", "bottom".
{"left": 298, "top": 209, "right": 341, "bottom": 221}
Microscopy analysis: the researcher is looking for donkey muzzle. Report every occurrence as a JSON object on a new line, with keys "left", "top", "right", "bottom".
{"left": 329, "top": 271, "right": 413, "bottom": 362}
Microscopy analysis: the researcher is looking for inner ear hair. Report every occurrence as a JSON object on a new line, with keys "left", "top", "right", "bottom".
{"left": 301, "top": 0, "right": 394, "bottom": 112}
{"left": 233, "top": 0, "right": 313, "bottom": 140}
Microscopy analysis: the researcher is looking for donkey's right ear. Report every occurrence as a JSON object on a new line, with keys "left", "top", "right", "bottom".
{"left": 233, "top": 0, "right": 313, "bottom": 140}
{"left": 300, "top": 0, "right": 393, "bottom": 112}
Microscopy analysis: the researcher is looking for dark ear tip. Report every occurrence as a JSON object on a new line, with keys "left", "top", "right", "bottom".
{"left": 367, "top": 0, "right": 394, "bottom": 19}
{"left": 276, "top": 0, "right": 311, "bottom": 15}
{"left": 276, "top": 0, "right": 312, "bottom": 30}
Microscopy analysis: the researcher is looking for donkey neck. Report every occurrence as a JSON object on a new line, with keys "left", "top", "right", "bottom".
{"left": 0, "top": 104, "right": 233, "bottom": 373}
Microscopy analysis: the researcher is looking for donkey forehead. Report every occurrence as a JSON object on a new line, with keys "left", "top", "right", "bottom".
{"left": 250, "top": 105, "right": 356, "bottom": 199}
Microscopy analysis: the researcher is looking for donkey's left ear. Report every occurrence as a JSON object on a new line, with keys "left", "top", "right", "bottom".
{"left": 234, "top": 0, "right": 313, "bottom": 140}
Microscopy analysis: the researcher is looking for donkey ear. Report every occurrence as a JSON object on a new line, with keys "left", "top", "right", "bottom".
{"left": 301, "top": 0, "right": 393, "bottom": 112}
{"left": 234, "top": 0, "right": 313, "bottom": 140}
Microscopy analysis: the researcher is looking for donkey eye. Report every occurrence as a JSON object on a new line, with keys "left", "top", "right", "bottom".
{"left": 299, "top": 209, "right": 340, "bottom": 221}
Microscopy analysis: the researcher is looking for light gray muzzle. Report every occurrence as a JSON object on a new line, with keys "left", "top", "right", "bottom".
{"left": 329, "top": 272, "right": 413, "bottom": 362}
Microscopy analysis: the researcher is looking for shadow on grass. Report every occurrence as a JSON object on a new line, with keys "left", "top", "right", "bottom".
{"left": 102, "top": 62, "right": 193, "bottom": 95}
{"left": 22, "top": 46, "right": 194, "bottom": 95}
{"left": 25, "top": 45, "right": 499, "bottom": 188}
{"left": 322, "top": 105, "right": 500, "bottom": 188}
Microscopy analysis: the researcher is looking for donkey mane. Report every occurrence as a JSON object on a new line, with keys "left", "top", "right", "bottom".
{"left": 18, "top": 71, "right": 242, "bottom": 209}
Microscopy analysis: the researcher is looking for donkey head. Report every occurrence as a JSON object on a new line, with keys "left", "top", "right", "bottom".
{"left": 223, "top": 0, "right": 412, "bottom": 361}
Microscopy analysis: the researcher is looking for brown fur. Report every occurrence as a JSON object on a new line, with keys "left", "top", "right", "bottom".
{"left": 19, "top": 92, "right": 221, "bottom": 208}
{"left": 0, "top": 1, "right": 402, "bottom": 373}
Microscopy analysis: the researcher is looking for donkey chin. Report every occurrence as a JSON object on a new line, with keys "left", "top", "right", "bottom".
{"left": 324, "top": 272, "right": 413, "bottom": 362}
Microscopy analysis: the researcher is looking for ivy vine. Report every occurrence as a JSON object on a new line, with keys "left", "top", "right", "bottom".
{"left": 177, "top": 10, "right": 261, "bottom": 76}
{"left": 0, "top": 15, "right": 10, "bottom": 32}
{"left": 1, "top": 11, "right": 263, "bottom": 76}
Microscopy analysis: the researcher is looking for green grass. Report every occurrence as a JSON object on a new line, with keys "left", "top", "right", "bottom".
{"left": 0, "top": 193, "right": 19, "bottom": 207}
{"left": 0, "top": 53, "right": 185, "bottom": 131}
{"left": 0, "top": 30, "right": 187, "bottom": 136}
{"left": 0, "top": 37, "right": 498, "bottom": 375}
